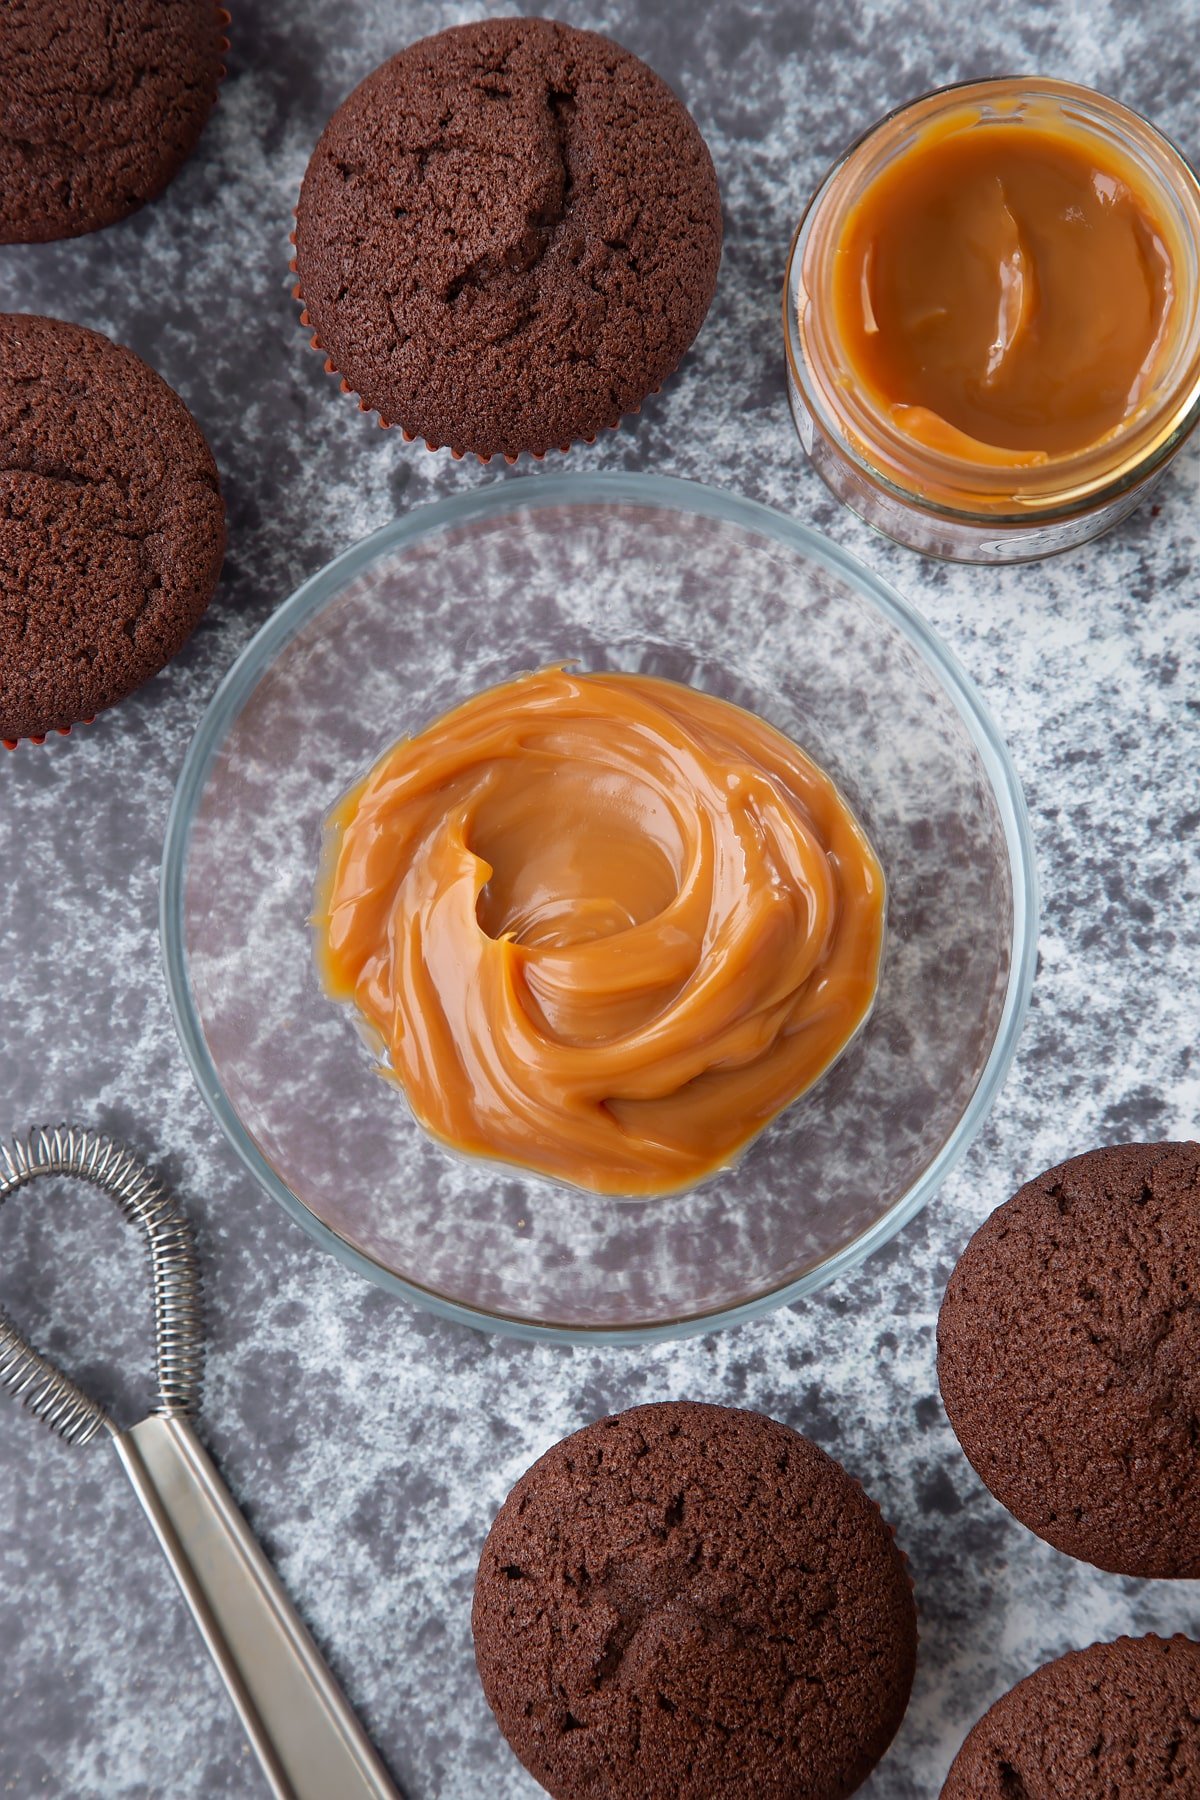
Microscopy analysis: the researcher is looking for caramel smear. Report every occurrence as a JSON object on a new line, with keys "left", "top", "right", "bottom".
{"left": 314, "top": 669, "right": 885, "bottom": 1196}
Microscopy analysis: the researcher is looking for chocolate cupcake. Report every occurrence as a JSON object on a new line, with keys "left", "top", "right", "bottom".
{"left": 0, "top": 314, "right": 225, "bottom": 745}
{"left": 941, "top": 1634, "right": 1200, "bottom": 1798}
{"left": 473, "top": 1401, "right": 916, "bottom": 1800}
{"left": 0, "top": 1, "right": 228, "bottom": 243}
{"left": 938, "top": 1141, "right": 1200, "bottom": 1577}
{"left": 293, "top": 17, "right": 722, "bottom": 461}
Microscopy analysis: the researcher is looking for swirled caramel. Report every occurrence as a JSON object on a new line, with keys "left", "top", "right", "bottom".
{"left": 313, "top": 670, "right": 884, "bottom": 1196}
{"left": 832, "top": 118, "right": 1176, "bottom": 464}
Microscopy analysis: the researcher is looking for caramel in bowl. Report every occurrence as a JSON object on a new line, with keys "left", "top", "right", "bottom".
{"left": 313, "top": 668, "right": 884, "bottom": 1197}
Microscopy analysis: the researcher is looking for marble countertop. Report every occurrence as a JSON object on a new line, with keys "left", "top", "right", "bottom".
{"left": 2, "top": 2, "right": 1198, "bottom": 1795}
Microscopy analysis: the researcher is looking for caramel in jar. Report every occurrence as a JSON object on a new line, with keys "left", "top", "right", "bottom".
{"left": 832, "top": 117, "right": 1176, "bottom": 467}
{"left": 788, "top": 79, "right": 1200, "bottom": 558}
{"left": 313, "top": 669, "right": 884, "bottom": 1196}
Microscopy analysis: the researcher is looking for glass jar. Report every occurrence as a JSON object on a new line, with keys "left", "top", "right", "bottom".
{"left": 784, "top": 78, "right": 1200, "bottom": 563}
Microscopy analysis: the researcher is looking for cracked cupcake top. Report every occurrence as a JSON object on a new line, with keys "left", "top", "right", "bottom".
{"left": 294, "top": 17, "right": 722, "bottom": 459}
{"left": 941, "top": 1635, "right": 1200, "bottom": 1798}
{"left": 472, "top": 1401, "right": 916, "bottom": 1800}
{"left": 0, "top": 313, "right": 225, "bottom": 743}
{"left": 0, "top": 0, "right": 225, "bottom": 243}
{"left": 938, "top": 1140, "right": 1200, "bottom": 1577}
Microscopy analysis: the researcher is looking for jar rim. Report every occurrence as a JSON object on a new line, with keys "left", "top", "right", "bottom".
{"left": 784, "top": 75, "right": 1200, "bottom": 525}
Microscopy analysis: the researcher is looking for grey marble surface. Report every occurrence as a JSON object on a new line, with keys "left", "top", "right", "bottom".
{"left": 1, "top": 2, "right": 1199, "bottom": 1796}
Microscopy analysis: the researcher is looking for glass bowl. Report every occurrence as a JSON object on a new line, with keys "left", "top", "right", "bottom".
{"left": 161, "top": 473, "right": 1037, "bottom": 1342}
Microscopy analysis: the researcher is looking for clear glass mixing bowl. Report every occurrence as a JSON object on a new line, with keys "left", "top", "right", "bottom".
{"left": 161, "top": 474, "right": 1037, "bottom": 1342}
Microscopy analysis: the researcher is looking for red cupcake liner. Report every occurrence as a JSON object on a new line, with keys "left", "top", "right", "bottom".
{"left": 3, "top": 719, "right": 94, "bottom": 752}
{"left": 288, "top": 221, "right": 668, "bottom": 465}
{"left": 213, "top": 7, "right": 231, "bottom": 97}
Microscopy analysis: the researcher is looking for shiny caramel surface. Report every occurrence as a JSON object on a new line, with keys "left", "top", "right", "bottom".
{"left": 313, "top": 669, "right": 884, "bottom": 1197}
{"left": 832, "top": 120, "right": 1176, "bottom": 463}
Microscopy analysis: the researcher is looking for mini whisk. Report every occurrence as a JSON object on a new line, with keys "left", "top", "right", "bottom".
{"left": 0, "top": 1126, "right": 399, "bottom": 1800}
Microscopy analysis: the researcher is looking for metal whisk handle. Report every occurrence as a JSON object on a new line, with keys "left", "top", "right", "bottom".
{"left": 115, "top": 1414, "right": 398, "bottom": 1800}
{"left": 0, "top": 1127, "right": 400, "bottom": 1800}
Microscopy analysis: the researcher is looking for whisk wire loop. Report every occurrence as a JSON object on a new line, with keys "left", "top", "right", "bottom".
{"left": 0, "top": 1126, "right": 204, "bottom": 1446}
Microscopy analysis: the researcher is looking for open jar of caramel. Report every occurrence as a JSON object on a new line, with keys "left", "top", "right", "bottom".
{"left": 785, "top": 78, "right": 1200, "bottom": 562}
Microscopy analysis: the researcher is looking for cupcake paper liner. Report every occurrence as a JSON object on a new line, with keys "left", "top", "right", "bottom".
{"left": 2, "top": 721, "right": 92, "bottom": 753}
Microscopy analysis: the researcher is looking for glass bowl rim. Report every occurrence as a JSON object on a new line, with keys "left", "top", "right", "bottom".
{"left": 160, "top": 470, "right": 1039, "bottom": 1345}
